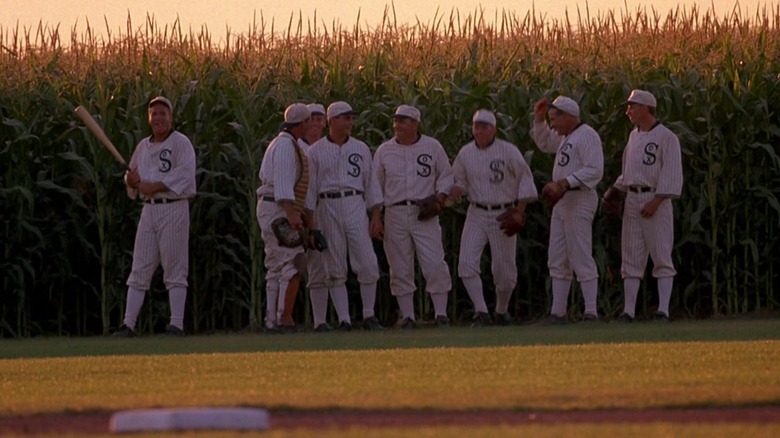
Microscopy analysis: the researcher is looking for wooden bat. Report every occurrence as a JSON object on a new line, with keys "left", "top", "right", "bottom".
{"left": 74, "top": 106, "right": 128, "bottom": 168}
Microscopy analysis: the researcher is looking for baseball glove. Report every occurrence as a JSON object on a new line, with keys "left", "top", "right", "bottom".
{"left": 271, "top": 217, "right": 305, "bottom": 248}
{"left": 416, "top": 194, "right": 442, "bottom": 221}
{"left": 496, "top": 207, "right": 526, "bottom": 236}
{"left": 308, "top": 229, "right": 328, "bottom": 251}
{"left": 541, "top": 181, "right": 565, "bottom": 207}
{"left": 602, "top": 187, "right": 623, "bottom": 216}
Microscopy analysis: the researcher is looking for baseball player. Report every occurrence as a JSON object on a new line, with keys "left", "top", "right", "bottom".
{"left": 299, "top": 103, "right": 339, "bottom": 331}
{"left": 450, "top": 109, "right": 538, "bottom": 326}
{"left": 531, "top": 96, "right": 604, "bottom": 323}
{"left": 603, "top": 89, "right": 683, "bottom": 322}
{"left": 256, "top": 103, "right": 313, "bottom": 331}
{"left": 113, "top": 96, "right": 197, "bottom": 337}
{"left": 373, "top": 105, "right": 454, "bottom": 328}
{"left": 304, "top": 101, "right": 384, "bottom": 331}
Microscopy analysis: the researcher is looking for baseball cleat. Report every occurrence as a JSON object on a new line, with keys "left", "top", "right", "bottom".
{"left": 337, "top": 321, "right": 352, "bottom": 332}
{"left": 652, "top": 312, "right": 670, "bottom": 323}
{"left": 581, "top": 313, "right": 601, "bottom": 323}
{"left": 434, "top": 315, "right": 451, "bottom": 327}
{"left": 398, "top": 317, "right": 418, "bottom": 329}
{"left": 112, "top": 324, "right": 136, "bottom": 337}
{"left": 494, "top": 313, "right": 514, "bottom": 326}
{"left": 361, "top": 316, "right": 385, "bottom": 331}
{"left": 164, "top": 324, "right": 186, "bottom": 336}
{"left": 615, "top": 313, "right": 634, "bottom": 323}
{"left": 534, "top": 314, "right": 568, "bottom": 326}
{"left": 470, "top": 311, "right": 492, "bottom": 327}
{"left": 314, "top": 323, "right": 333, "bottom": 332}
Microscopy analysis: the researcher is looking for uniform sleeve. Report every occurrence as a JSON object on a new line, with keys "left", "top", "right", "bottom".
{"left": 304, "top": 150, "right": 319, "bottom": 211}
{"left": 363, "top": 147, "right": 383, "bottom": 209}
{"left": 125, "top": 141, "right": 142, "bottom": 199}
{"left": 434, "top": 143, "right": 454, "bottom": 195}
{"left": 451, "top": 149, "right": 469, "bottom": 196}
{"left": 565, "top": 130, "right": 603, "bottom": 190}
{"left": 272, "top": 140, "right": 298, "bottom": 202}
{"left": 612, "top": 145, "right": 628, "bottom": 192}
{"left": 530, "top": 120, "right": 562, "bottom": 154}
{"left": 160, "top": 135, "right": 196, "bottom": 197}
{"left": 656, "top": 130, "right": 683, "bottom": 198}
{"left": 515, "top": 153, "right": 538, "bottom": 203}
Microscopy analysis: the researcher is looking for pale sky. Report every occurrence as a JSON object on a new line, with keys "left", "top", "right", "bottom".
{"left": 0, "top": 0, "right": 768, "bottom": 41}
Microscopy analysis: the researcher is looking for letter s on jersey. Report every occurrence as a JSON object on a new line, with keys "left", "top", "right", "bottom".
{"left": 348, "top": 153, "right": 362, "bottom": 177}
{"left": 643, "top": 142, "right": 658, "bottom": 165}
{"left": 417, "top": 154, "right": 433, "bottom": 177}
{"left": 159, "top": 149, "right": 172, "bottom": 172}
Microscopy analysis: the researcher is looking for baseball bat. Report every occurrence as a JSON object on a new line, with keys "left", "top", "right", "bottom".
{"left": 74, "top": 106, "right": 128, "bottom": 168}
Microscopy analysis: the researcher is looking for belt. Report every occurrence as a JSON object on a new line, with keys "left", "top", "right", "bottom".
{"left": 391, "top": 200, "right": 416, "bottom": 206}
{"left": 628, "top": 186, "right": 654, "bottom": 193}
{"left": 568, "top": 186, "right": 581, "bottom": 191}
{"left": 144, "top": 198, "right": 183, "bottom": 204}
{"left": 473, "top": 201, "right": 517, "bottom": 211}
{"left": 261, "top": 196, "right": 276, "bottom": 202}
{"left": 319, "top": 190, "right": 363, "bottom": 199}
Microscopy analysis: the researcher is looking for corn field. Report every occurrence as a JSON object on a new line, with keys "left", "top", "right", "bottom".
{"left": 1, "top": 5, "right": 778, "bottom": 337}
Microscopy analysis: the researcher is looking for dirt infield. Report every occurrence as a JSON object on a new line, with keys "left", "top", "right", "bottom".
{"left": 1, "top": 406, "right": 778, "bottom": 434}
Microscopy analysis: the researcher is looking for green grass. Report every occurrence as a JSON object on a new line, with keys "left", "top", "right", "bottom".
{"left": 1, "top": 320, "right": 779, "bottom": 417}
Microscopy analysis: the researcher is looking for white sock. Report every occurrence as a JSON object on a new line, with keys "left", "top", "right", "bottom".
{"left": 581, "top": 279, "right": 598, "bottom": 316}
{"left": 551, "top": 278, "right": 571, "bottom": 317}
{"left": 623, "top": 278, "right": 640, "bottom": 317}
{"left": 123, "top": 288, "right": 146, "bottom": 330}
{"left": 430, "top": 292, "right": 448, "bottom": 317}
{"left": 330, "top": 285, "right": 351, "bottom": 323}
{"left": 657, "top": 277, "right": 674, "bottom": 316}
{"left": 360, "top": 283, "right": 377, "bottom": 319}
{"left": 168, "top": 287, "right": 187, "bottom": 330}
{"left": 462, "top": 276, "right": 488, "bottom": 313}
{"left": 277, "top": 280, "right": 289, "bottom": 322}
{"left": 495, "top": 289, "right": 512, "bottom": 315}
{"left": 310, "top": 287, "right": 329, "bottom": 327}
{"left": 396, "top": 293, "right": 415, "bottom": 320}
{"left": 265, "top": 287, "right": 279, "bottom": 328}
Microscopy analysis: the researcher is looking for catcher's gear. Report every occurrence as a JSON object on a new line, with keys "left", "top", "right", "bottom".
{"left": 271, "top": 217, "right": 305, "bottom": 248}
{"left": 602, "top": 187, "right": 623, "bottom": 216}
{"left": 541, "top": 181, "right": 565, "bottom": 207}
{"left": 308, "top": 229, "right": 328, "bottom": 251}
{"left": 416, "top": 194, "right": 442, "bottom": 221}
{"left": 496, "top": 207, "right": 526, "bottom": 236}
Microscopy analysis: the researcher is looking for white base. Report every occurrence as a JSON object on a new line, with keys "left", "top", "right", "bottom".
{"left": 109, "top": 407, "right": 270, "bottom": 432}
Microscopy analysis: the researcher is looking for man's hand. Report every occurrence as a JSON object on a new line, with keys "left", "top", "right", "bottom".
{"left": 641, "top": 197, "right": 664, "bottom": 218}
{"left": 533, "top": 98, "right": 549, "bottom": 123}
{"left": 125, "top": 168, "right": 140, "bottom": 189}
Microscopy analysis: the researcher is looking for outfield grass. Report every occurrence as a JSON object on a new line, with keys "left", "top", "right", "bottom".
{"left": 1, "top": 320, "right": 778, "bottom": 437}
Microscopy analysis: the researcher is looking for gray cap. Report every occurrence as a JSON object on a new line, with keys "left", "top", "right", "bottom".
{"left": 149, "top": 96, "right": 173, "bottom": 110}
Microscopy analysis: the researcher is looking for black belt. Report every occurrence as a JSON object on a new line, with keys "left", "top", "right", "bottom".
{"left": 391, "top": 200, "right": 416, "bottom": 206}
{"left": 628, "top": 186, "right": 654, "bottom": 193}
{"left": 144, "top": 198, "right": 184, "bottom": 204}
{"left": 473, "top": 201, "right": 517, "bottom": 211}
{"left": 319, "top": 190, "right": 363, "bottom": 199}
{"left": 261, "top": 196, "right": 276, "bottom": 202}
{"left": 568, "top": 186, "right": 581, "bottom": 191}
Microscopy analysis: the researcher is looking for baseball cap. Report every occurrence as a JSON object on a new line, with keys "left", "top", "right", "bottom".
{"left": 472, "top": 109, "right": 496, "bottom": 126}
{"left": 626, "top": 89, "right": 657, "bottom": 107}
{"left": 550, "top": 96, "right": 580, "bottom": 118}
{"left": 326, "top": 101, "right": 356, "bottom": 119}
{"left": 284, "top": 103, "right": 311, "bottom": 124}
{"left": 149, "top": 96, "right": 172, "bottom": 110}
{"left": 393, "top": 105, "right": 421, "bottom": 122}
{"left": 307, "top": 103, "right": 326, "bottom": 116}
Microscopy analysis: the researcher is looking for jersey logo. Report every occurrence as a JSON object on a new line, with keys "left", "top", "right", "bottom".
{"left": 347, "top": 153, "right": 362, "bottom": 177}
{"left": 557, "top": 143, "right": 572, "bottom": 167}
{"left": 159, "top": 149, "right": 172, "bottom": 172}
{"left": 489, "top": 159, "right": 505, "bottom": 183}
{"left": 643, "top": 143, "right": 658, "bottom": 165}
{"left": 416, "top": 154, "right": 433, "bottom": 177}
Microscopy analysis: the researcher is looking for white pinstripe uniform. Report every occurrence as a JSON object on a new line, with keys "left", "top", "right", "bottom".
{"left": 298, "top": 138, "right": 328, "bottom": 290}
{"left": 256, "top": 131, "right": 307, "bottom": 328}
{"left": 304, "top": 135, "right": 382, "bottom": 318}
{"left": 531, "top": 121, "right": 603, "bottom": 281}
{"left": 613, "top": 124, "right": 682, "bottom": 278}
{"left": 452, "top": 138, "right": 538, "bottom": 315}
{"left": 374, "top": 134, "right": 453, "bottom": 314}
{"left": 125, "top": 130, "right": 196, "bottom": 321}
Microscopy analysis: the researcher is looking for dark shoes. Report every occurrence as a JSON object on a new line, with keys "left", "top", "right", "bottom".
{"left": 535, "top": 314, "right": 568, "bottom": 326}
{"left": 470, "top": 311, "right": 492, "bottom": 327}
{"left": 615, "top": 313, "right": 634, "bottom": 323}
{"left": 112, "top": 324, "right": 135, "bottom": 337}
{"left": 337, "top": 321, "right": 352, "bottom": 332}
{"left": 314, "top": 323, "right": 334, "bottom": 332}
{"left": 361, "top": 316, "right": 385, "bottom": 331}
{"left": 652, "top": 312, "right": 670, "bottom": 323}
{"left": 399, "top": 317, "right": 418, "bottom": 329}
{"left": 582, "top": 313, "right": 600, "bottom": 323}
{"left": 494, "top": 313, "right": 514, "bottom": 326}
{"left": 434, "top": 315, "right": 451, "bottom": 327}
{"left": 164, "top": 324, "right": 186, "bottom": 336}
